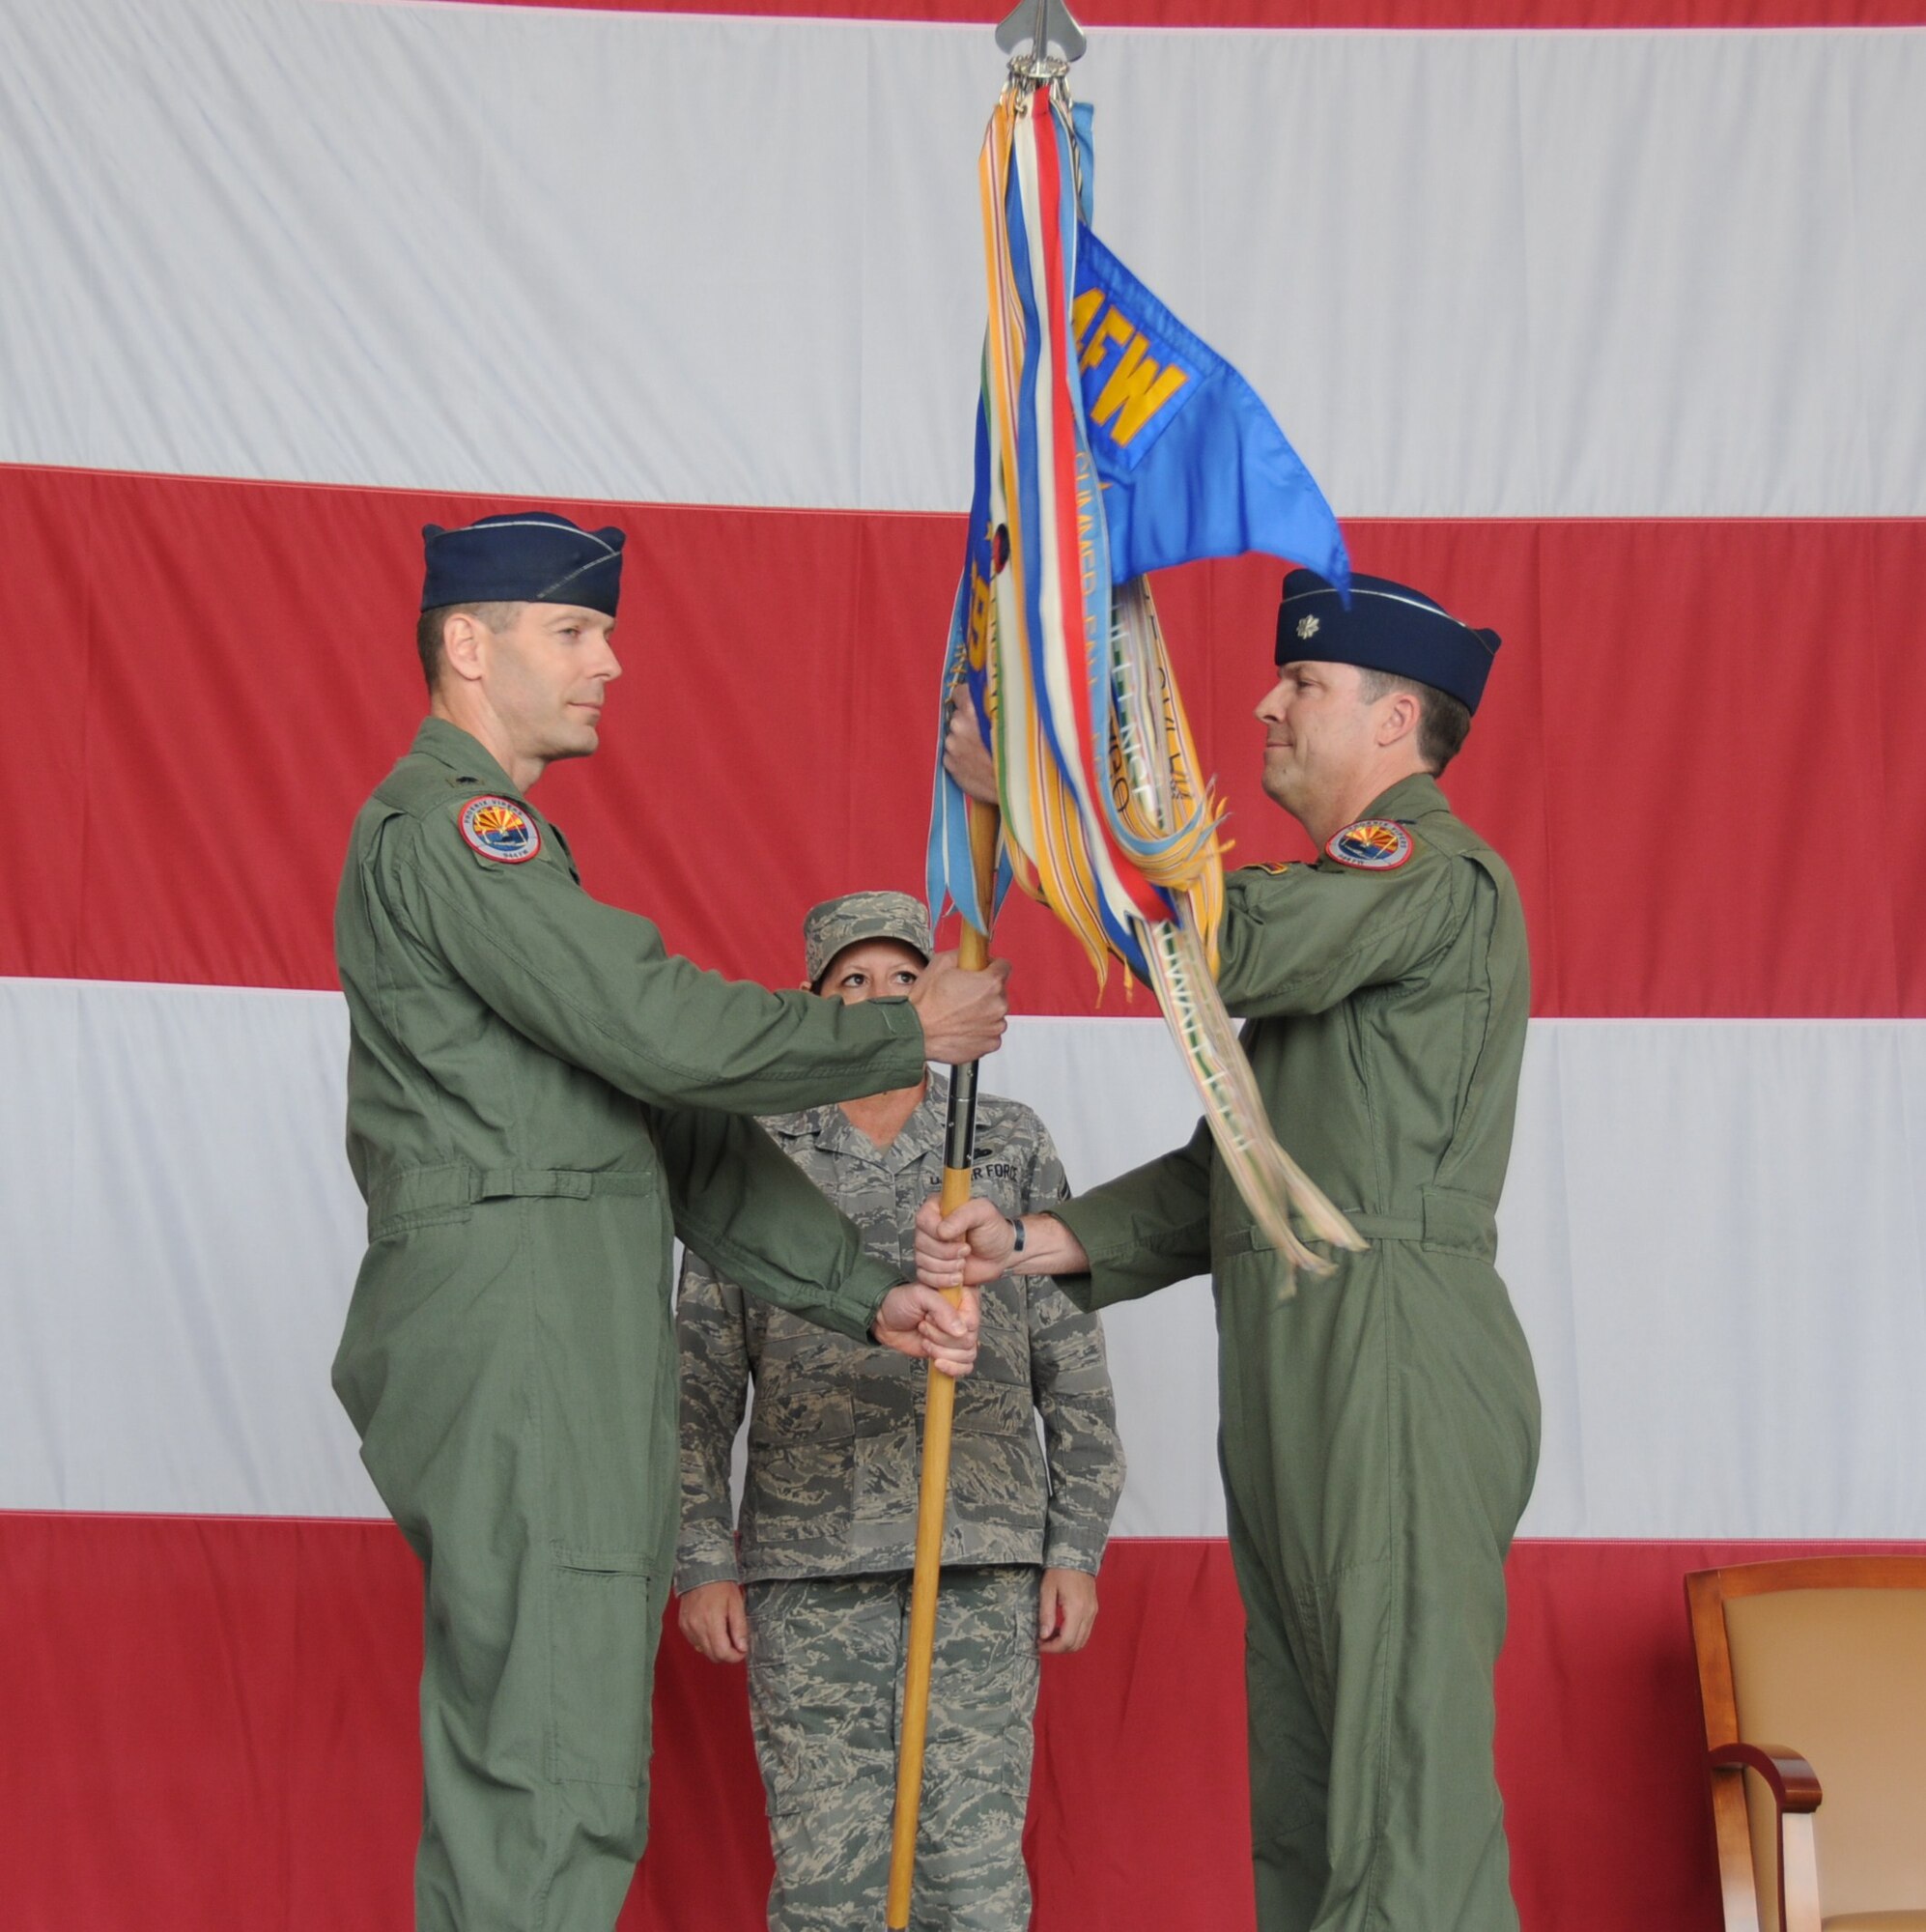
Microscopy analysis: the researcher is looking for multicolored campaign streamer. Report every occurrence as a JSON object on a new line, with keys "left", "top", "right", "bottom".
{"left": 928, "top": 77, "right": 1363, "bottom": 1275}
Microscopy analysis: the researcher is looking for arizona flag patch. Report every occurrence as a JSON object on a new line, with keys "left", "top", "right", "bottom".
{"left": 1326, "top": 819, "right": 1413, "bottom": 870}
{"left": 459, "top": 796, "right": 542, "bottom": 864}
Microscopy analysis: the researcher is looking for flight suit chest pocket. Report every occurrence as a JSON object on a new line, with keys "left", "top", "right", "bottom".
{"left": 548, "top": 1546, "right": 658, "bottom": 1787}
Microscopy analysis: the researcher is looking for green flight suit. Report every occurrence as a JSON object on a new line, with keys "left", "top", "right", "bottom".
{"left": 1052, "top": 773, "right": 1541, "bottom": 1932}
{"left": 331, "top": 718, "right": 929, "bottom": 1932}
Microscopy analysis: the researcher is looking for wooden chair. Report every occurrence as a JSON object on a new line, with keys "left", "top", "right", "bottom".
{"left": 1686, "top": 1556, "right": 1926, "bottom": 1932}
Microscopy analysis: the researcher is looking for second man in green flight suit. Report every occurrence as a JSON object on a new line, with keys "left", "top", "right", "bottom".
{"left": 331, "top": 513, "right": 1009, "bottom": 1932}
{"left": 922, "top": 569, "right": 1541, "bottom": 1932}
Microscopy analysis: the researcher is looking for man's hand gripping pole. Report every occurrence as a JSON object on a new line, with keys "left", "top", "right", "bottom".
{"left": 886, "top": 793, "right": 1000, "bottom": 1928}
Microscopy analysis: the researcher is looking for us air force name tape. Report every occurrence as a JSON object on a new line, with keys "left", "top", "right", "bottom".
{"left": 421, "top": 511, "right": 627, "bottom": 617}
{"left": 1276, "top": 568, "right": 1501, "bottom": 714}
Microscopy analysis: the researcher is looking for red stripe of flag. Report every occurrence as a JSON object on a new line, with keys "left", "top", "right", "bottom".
{"left": 3, "top": 464, "right": 1921, "bottom": 1016}
{"left": 416, "top": 0, "right": 1926, "bottom": 31}
{"left": 6, "top": 1512, "right": 1922, "bottom": 1932}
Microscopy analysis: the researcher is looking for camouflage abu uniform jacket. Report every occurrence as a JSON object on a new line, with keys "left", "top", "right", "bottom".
{"left": 676, "top": 1076, "right": 1123, "bottom": 1588}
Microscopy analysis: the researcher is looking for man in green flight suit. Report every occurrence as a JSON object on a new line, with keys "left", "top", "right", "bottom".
{"left": 331, "top": 511, "right": 1009, "bottom": 1932}
{"left": 921, "top": 568, "right": 1541, "bottom": 1932}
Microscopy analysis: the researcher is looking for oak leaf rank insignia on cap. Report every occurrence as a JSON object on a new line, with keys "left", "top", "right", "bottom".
{"left": 1277, "top": 568, "right": 1501, "bottom": 713}
{"left": 1326, "top": 819, "right": 1413, "bottom": 870}
{"left": 459, "top": 796, "right": 542, "bottom": 864}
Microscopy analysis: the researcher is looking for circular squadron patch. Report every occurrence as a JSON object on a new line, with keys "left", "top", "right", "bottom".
{"left": 1326, "top": 819, "right": 1413, "bottom": 870}
{"left": 459, "top": 796, "right": 542, "bottom": 864}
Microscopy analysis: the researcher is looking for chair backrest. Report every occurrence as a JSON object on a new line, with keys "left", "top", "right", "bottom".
{"left": 1686, "top": 1557, "right": 1926, "bottom": 1932}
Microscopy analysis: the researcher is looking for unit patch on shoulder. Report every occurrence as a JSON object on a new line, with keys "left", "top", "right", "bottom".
{"left": 459, "top": 796, "right": 542, "bottom": 864}
{"left": 1326, "top": 819, "right": 1413, "bottom": 870}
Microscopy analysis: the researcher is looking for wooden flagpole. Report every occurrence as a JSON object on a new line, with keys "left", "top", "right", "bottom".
{"left": 889, "top": 15, "right": 1084, "bottom": 1918}
{"left": 886, "top": 798, "right": 1000, "bottom": 1929}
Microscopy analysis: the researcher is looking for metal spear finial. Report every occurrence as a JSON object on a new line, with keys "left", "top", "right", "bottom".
{"left": 996, "top": 0, "right": 1086, "bottom": 80}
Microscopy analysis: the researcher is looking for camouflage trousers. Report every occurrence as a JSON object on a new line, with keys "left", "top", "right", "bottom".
{"left": 744, "top": 1566, "right": 1041, "bottom": 1932}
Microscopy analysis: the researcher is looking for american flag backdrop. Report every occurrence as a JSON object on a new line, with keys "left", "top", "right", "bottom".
{"left": 2, "top": 1, "right": 1923, "bottom": 1927}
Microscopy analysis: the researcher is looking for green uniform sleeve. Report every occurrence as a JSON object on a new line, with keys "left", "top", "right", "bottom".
{"left": 387, "top": 805, "right": 927, "bottom": 1113}
{"left": 1215, "top": 842, "right": 1465, "bottom": 1017}
{"left": 653, "top": 1103, "right": 897, "bottom": 1342}
{"left": 674, "top": 1250, "right": 751, "bottom": 1593}
{"left": 1024, "top": 1131, "right": 1125, "bottom": 1573}
{"left": 1051, "top": 1118, "right": 1214, "bottom": 1314}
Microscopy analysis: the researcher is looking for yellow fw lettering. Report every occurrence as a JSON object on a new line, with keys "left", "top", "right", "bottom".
{"left": 1090, "top": 335, "right": 1189, "bottom": 446}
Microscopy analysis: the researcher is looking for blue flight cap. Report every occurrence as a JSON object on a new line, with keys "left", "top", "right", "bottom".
{"left": 420, "top": 511, "right": 626, "bottom": 616}
{"left": 1276, "top": 569, "right": 1501, "bottom": 714}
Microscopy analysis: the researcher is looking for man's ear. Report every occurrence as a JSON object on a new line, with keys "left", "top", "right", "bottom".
{"left": 1376, "top": 688, "right": 1422, "bottom": 750}
{"left": 440, "top": 611, "right": 490, "bottom": 685}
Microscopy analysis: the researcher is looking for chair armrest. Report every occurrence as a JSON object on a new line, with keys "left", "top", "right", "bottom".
{"left": 1707, "top": 1743, "right": 1824, "bottom": 1932}
{"left": 1707, "top": 1742, "right": 1822, "bottom": 1812}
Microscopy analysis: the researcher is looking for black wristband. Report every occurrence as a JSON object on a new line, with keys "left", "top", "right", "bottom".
{"left": 1010, "top": 1215, "right": 1027, "bottom": 1256}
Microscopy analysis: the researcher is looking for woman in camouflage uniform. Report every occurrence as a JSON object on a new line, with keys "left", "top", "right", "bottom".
{"left": 675, "top": 891, "right": 1125, "bottom": 1932}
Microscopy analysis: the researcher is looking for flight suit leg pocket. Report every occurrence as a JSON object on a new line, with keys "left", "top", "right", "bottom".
{"left": 547, "top": 1546, "right": 658, "bottom": 1787}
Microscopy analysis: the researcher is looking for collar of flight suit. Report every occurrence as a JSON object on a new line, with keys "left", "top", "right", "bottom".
{"left": 769, "top": 1067, "right": 948, "bottom": 1175}
{"left": 1362, "top": 768, "right": 1450, "bottom": 826}
{"left": 410, "top": 715, "right": 525, "bottom": 801}
{"left": 1313, "top": 770, "right": 1452, "bottom": 869}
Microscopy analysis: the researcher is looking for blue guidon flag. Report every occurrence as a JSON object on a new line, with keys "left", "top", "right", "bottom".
{"left": 1072, "top": 229, "right": 1348, "bottom": 591}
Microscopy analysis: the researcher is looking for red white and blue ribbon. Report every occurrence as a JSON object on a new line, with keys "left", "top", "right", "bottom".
{"left": 928, "top": 78, "right": 1362, "bottom": 1274}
